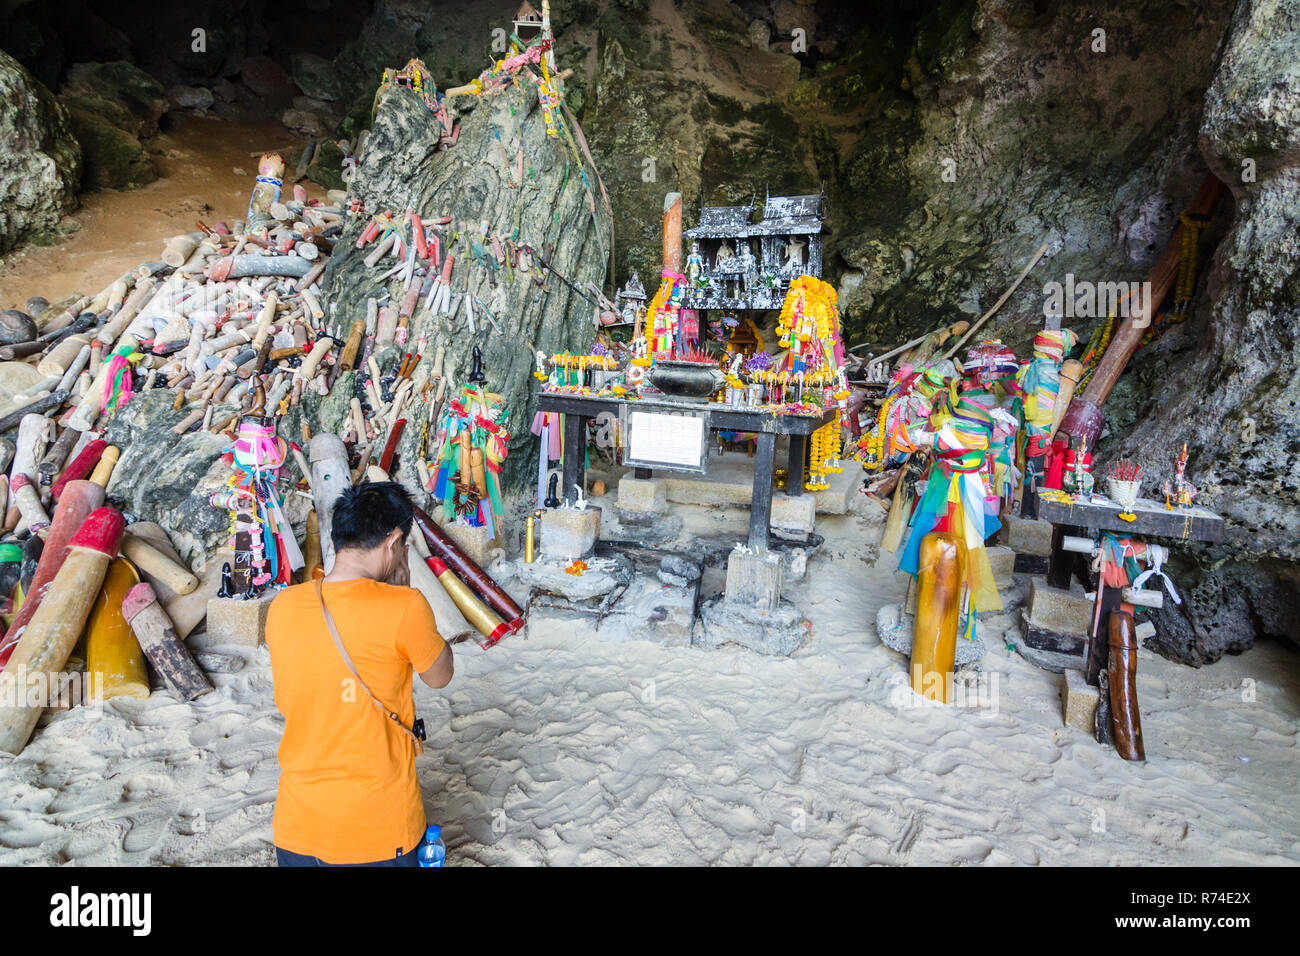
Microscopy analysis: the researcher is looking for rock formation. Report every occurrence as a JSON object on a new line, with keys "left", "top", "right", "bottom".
{"left": 323, "top": 71, "right": 612, "bottom": 491}
{"left": 0, "top": 51, "right": 81, "bottom": 253}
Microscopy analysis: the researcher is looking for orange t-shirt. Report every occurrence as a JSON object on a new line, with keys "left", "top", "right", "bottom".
{"left": 266, "top": 578, "right": 445, "bottom": 864}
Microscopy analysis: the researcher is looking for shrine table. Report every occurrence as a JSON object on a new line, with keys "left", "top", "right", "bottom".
{"left": 1034, "top": 489, "right": 1224, "bottom": 685}
{"left": 536, "top": 392, "right": 837, "bottom": 551}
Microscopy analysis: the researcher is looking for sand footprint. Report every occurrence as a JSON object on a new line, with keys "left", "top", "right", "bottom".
{"left": 123, "top": 799, "right": 180, "bottom": 855}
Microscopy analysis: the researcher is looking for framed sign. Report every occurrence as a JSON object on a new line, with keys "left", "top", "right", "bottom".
{"left": 621, "top": 407, "right": 709, "bottom": 474}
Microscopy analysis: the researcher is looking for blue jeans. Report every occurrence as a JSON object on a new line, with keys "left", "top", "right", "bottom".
{"left": 276, "top": 846, "right": 419, "bottom": 867}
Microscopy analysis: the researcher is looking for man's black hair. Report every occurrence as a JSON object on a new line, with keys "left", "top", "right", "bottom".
{"left": 330, "top": 481, "right": 415, "bottom": 552}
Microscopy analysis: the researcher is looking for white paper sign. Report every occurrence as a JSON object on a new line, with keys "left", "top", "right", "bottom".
{"left": 627, "top": 411, "right": 705, "bottom": 469}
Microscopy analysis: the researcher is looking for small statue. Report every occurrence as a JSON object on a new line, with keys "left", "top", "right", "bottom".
{"left": 217, "top": 562, "right": 233, "bottom": 599}
{"left": 715, "top": 240, "right": 735, "bottom": 267}
{"left": 1163, "top": 442, "right": 1198, "bottom": 510}
{"left": 544, "top": 472, "right": 560, "bottom": 509}
{"left": 572, "top": 484, "right": 587, "bottom": 511}
{"left": 247, "top": 153, "right": 285, "bottom": 226}
{"left": 738, "top": 244, "right": 758, "bottom": 293}
{"left": 468, "top": 345, "right": 487, "bottom": 384}
{"left": 1062, "top": 439, "right": 1095, "bottom": 499}
{"left": 783, "top": 237, "right": 806, "bottom": 273}
{"left": 686, "top": 242, "right": 706, "bottom": 285}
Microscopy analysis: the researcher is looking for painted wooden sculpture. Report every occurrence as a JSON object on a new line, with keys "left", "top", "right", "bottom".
{"left": 85, "top": 557, "right": 149, "bottom": 701}
{"left": 0, "top": 507, "right": 124, "bottom": 755}
{"left": 121, "top": 582, "right": 213, "bottom": 702}
{"left": 910, "top": 532, "right": 966, "bottom": 704}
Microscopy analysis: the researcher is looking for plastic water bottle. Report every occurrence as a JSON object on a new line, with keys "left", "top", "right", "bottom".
{"left": 418, "top": 825, "right": 445, "bottom": 867}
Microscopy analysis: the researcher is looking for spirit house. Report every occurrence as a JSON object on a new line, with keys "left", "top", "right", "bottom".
{"left": 681, "top": 187, "right": 828, "bottom": 312}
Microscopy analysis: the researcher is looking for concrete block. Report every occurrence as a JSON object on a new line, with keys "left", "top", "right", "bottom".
{"left": 1062, "top": 668, "right": 1099, "bottom": 732}
{"left": 519, "top": 555, "right": 696, "bottom": 648}
{"left": 1026, "top": 576, "right": 1093, "bottom": 634}
{"left": 1000, "top": 514, "right": 1054, "bottom": 556}
{"left": 441, "top": 520, "right": 500, "bottom": 567}
{"left": 539, "top": 505, "right": 601, "bottom": 560}
{"left": 617, "top": 476, "right": 667, "bottom": 515}
{"left": 201, "top": 591, "right": 277, "bottom": 648}
{"left": 770, "top": 493, "right": 815, "bottom": 535}
{"left": 659, "top": 453, "right": 858, "bottom": 515}
{"left": 694, "top": 594, "right": 807, "bottom": 656}
{"left": 724, "top": 549, "right": 783, "bottom": 612}
{"left": 987, "top": 545, "right": 1016, "bottom": 588}
{"left": 783, "top": 547, "right": 808, "bottom": 583}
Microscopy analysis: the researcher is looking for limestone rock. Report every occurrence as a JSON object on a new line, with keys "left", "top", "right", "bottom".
{"left": 322, "top": 77, "right": 611, "bottom": 492}
{"left": 0, "top": 51, "right": 81, "bottom": 254}
{"left": 101, "top": 389, "right": 236, "bottom": 567}
{"left": 169, "top": 85, "right": 215, "bottom": 112}
{"left": 280, "top": 108, "right": 330, "bottom": 139}
{"left": 61, "top": 106, "right": 155, "bottom": 190}
{"left": 61, "top": 61, "right": 170, "bottom": 139}
{"left": 291, "top": 52, "right": 342, "bottom": 102}
{"left": 240, "top": 56, "right": 295, "bottom": 108}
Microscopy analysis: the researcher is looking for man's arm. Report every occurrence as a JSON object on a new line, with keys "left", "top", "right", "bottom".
{"left": 418, "top": 642, "right": 454, "bottom": 689}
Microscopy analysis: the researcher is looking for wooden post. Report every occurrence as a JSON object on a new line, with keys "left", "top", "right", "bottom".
{"left": 0, "top": 507, "right": 124, "bottom": 754}
{"left": 407, "top": 547, "right": 474, "bottom": 644}
{"left": 1107, "top": 611, "right": 1144, "bottom": 760}
{"left": 0, "top": 480, "right": 104, "bottom": 666}
{"left": 1059, "top": 175, "right": 1225, "bottom": 445}
{"left": 785, "top": 434, "right": 806, "bottom": 497}
{"left": 122, "top": 582, "right": 213, "bottom": 701}
{"left": 561, "top": 413, "right": 586, "bottom": 506}
{"left": 412, "top": 507, "right": 524, "bottom": 629}
{"left": 748, "top": 431, "right": 776, "bottom": 551}
{"left": 663, "top": 193, "right": 682, "bottom": 274}
{"left": 309, "top": 433, "right": 352, "bottom": 573}
{"left": 910, "top": 532, "right": 965, "bottom": 703}
{"left": 85, "top": 558, "right": 150, "bottom": 700}
{"left": 303, "top": 510, "right": 323, "bottom": 581}
{"left": 427, "top": 556, "right": 507, "bottom": 646}
{"left": 120, "top": 537, "right": 199, "bottom": 595}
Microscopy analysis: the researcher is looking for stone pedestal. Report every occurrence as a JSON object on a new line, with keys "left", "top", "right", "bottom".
{"left": 616, "top": 476, "right": 667, "bottom": 516}
{"left": 694, "top": 594, "right": 807, "bottom": 656}
{"left": 1025, "top": 576, "right": 1093, "bottom": 633}
{"left": 539, "top": 505, "right": 601, "bottom": 561}
{"left": 724, "top": 549, "right": 783, "bottom": 613}
{"left": 514, "top": 553, "right": 698, "bottom": 648}
{"left": 875, "top": 602, "right": 987, "bottom": 668}
{"left": 770, "top": 493, "right": 816, "bottom": 536}
{"left": 986, "top": 545, "right": 1016, "bottom": 588}
{"left": 1016, "top": 576, "right": 1092, "bottom": 672}
{"left": 999, "top": 514, "right": 1054, "bottom": 556}
{"left": 1062, "top": 668, "right": 1099, "bottom": 732}
{"left": 200, "top": 591, "right": 277, "bottom": 648}
{"left": 442, "top": 520, "right": 500, "bottom": 567}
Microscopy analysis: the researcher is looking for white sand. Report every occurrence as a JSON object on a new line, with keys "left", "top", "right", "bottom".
{"left": 0, "top": 494, "right": 1296, "bottom": 866}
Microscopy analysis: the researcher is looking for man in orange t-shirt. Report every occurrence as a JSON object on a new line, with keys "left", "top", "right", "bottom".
{"left": 267, "top": 481, "right": 454, "bottom": 866}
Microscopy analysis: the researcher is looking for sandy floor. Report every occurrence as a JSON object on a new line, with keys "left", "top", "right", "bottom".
{"left": 0, "top": 116, "right": 310, "bottom": 311}
{"left": 0, "top": 491, "right": 1295, "bottom": 867}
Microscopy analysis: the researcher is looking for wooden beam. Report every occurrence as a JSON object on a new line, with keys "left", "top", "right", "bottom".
{"left": 1060, "top": 174, "right": 1226, "bottom": 444}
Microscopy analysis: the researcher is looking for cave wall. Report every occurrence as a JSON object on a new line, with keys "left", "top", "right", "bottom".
{"left": 1132, "top": 0, "right": 1300, "bottom": 663}
{"left": 322, "top": 78, "right": 613, "bottom": 493}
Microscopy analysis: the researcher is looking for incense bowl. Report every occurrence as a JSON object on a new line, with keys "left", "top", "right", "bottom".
{"left": 646, "top": 361, "right": 724, "bottom": 400}
{"left": 1108, "top": 477, "right": 1143, "bottom": 521}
